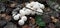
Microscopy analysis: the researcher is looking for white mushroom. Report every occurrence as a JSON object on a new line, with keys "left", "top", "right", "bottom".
{"left": 21, "top": 16, "right": 27, "bottom": 21}
{"left": 18, "top": 20, "right": 24, "bottom": 25}
{"left": 31, "top": 11, "right": 36, "bottom": 15}
{"left": 13, "top": 14, "right": 20, "bottom": 20}
{"left": 25, "top": 9, "right": 32, "bottom": 15}
{"left": 36, "top": 8, "right": 43, "bottom": 15}
{"left": 19, "top": 10, "right": 26, "bottom": 16}
{"left": 39, "top": 4, "right": 45, "bottom": 9}
{"left": 26, "top": 3, "right": 31, "bottom": 8}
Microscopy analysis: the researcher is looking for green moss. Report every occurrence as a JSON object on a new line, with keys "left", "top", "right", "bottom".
{"left": 35, "top": 15, "right": 46, "bottom": 26}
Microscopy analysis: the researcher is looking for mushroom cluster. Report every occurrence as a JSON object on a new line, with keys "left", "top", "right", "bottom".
{"left": 12, "top": 1, "right": 45, "bottom": 25}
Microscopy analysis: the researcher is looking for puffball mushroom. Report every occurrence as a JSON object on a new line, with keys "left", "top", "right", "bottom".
{"left": 13, "top": 14, "right": 20, "bottom": 20}
{"left": 31, "top": 2, "right": 40, "bottom": 9}
{"left": 30, "top": 1, "right": 36, "bottom": 6}
{"left": 24, "top": 9, "right": 32, "bottom": 15}
{"left": 20, "top": 7, "right": 32, "bottom": 15}
{"left": 18, "top": 20, "right": 24, "bottom": 25}
{"left": 36, "top": 8, "right": 43, "bottom": 15}
{"left": 21, "top": 16, "right": 27, "bottom": 21}
{"left": 31, "top": 11, "right": 36, "bottom": 15}
{"left": 20, "top": 10, "right": 26, "bottom": 16}
{"left": 39, "top": 4, "right": 45, "bottom": 9}
{"left": 26, "top": 3, "right": 32, "bottom": 8}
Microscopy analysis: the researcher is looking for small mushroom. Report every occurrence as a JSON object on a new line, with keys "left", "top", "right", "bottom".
{"left": 13, "top": 14, "right": 20, "bottom": 20}
{"left": 18, "top": 20, "right": 24, "bottom": 25}
{"left": 21, "top": 16, "right": 27, "bottom": 21}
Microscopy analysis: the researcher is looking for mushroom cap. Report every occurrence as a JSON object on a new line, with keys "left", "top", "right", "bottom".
{"left": 13, "top": 14, "right": 20, "bottom": 20}
{"left": 25, "top": 9, "right": 32, "bottom": 15}
{"left": 19, "top": 10, "right": 26, "bottom": 16}
{"left": 39, "top": 4, "right": 45, "bottom": 9}
{"left": 18, "top": 20, "right": 24, "bottom": 25}
{"left": 21, "top": 16, "right": 27, "bottom": 21}
{"left": 36, "top": 8, "right": 43, "bottom": 15}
